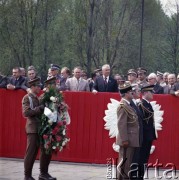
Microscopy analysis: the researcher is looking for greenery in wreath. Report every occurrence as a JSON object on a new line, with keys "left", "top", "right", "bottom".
{"left": 39, "top": 87, "right": 70, "bottom": 154}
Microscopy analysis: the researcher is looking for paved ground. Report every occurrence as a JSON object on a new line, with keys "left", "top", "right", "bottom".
{"left": 0, "top": 158, "right": 178, "bottom": 180}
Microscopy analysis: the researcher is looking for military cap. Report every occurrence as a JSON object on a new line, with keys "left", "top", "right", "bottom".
{"left": 119, "top": 83, "right": 132, "bottom": 94}
{"left": 156, "top": 71, "right": 163, "bottom": 77}
{"left": 127, "top": 69, "right": 137, "bottom": 76}
{"left": 137, "top": 67, "right": 147, "bottom": 74}
{"left": 44, "top": 76, "right": 56, "bottom": 85}
{"left": 141, "top": 84, "right": 154, "bottom": 92}
{"left": 28, "top": 77, "right": 41, "bottom": 87}
{"left": 50, "top": 64, "right": 60, "bottom": 70}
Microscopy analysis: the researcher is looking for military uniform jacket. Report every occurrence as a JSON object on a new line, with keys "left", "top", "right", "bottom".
{"left": 22, "top": 93, "right": 43, "bottom": 133}
{"left": 116, "top": 99, "right": 139, "bottom": 147}
{"left": 138, "top": 99, "right": 156, "bottom": 141}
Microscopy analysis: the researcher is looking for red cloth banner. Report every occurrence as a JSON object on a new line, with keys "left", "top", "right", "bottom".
{"left": 0, "top": 89, "right": 179, "bottom": 169}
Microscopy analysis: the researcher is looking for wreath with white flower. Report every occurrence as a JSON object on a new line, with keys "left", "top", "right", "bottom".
{"left": 39, "top": 87, "right": 70, "bottom": 154}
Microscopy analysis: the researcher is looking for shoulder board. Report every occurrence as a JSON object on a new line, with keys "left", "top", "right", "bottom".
{"left": 117, "top": 103, "right": 126, "bottom": 111}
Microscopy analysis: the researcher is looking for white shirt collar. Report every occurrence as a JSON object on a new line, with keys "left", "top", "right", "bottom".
{"left": 103, "top": 75, "right": 109, "bottom": 82}
{"left": 132, "top": 99, "right": 137, "bottom": 105}
{"left": 75, "top": 77, "right": 82, "bottom": 82}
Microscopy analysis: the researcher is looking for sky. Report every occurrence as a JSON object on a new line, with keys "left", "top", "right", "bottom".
{"left": 159, "top": 0, "right": 178, "bottom": 16}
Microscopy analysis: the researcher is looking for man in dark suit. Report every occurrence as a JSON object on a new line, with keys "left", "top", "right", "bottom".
{"left": 7, "top": 67, "right": 27, "bottom": 90}
{"left": 93, "top": 64, "right": 118, "bottom": 92}
{"left": 148, "top": 73, "right": 163, "bottom": 94}
{"left": 89, "top": 72, "right": 97, "bottom": 92}
{"left": 0, "top": 73, "right": 8, "bottom": 88}
{"left": 138, "top": 85, "right": 157, "bottom": 179}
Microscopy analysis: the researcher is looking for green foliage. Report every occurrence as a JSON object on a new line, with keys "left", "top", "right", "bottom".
{"left": 0, "top": 0, "right": 178, "bottom": 76}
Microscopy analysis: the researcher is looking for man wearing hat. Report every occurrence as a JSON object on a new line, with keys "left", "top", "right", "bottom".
{"left": 137, "top": 67, "right": 148, "bottom": 88}
{"left": 38, "top": 76, "right": 57, "bottom": 180}
{"left": 22, "top": 78, "right": 44, "bottom": 180}
{"left": 116, "top": 84, "right": 139, "bottom": 179}
{"left": 49, "top": 64, "right": 62, "bottom": 86}
{"left": 22, "top": 78, "right": 56, "bottom": 180}
{"left": 156, "top": 71, "right": 166, "bottom": 87}
{"left": 127, "top": 69, "right": 138, "bottom": 85}
{"left": 130, "top": 84, "right": 144, "bottom": 179}
{"left": 138, "top": 85, "right": 157, "bottom": 179}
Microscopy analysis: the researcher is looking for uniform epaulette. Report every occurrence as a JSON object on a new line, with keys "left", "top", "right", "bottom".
{"left": 117, "top": 103, "right": 124, "bottom": 111}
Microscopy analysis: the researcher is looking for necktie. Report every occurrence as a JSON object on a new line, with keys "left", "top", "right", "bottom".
{"left": 15, "top": 79, "right": 18, "bottom": 85}
{"left": 77, "top": 79, "right": 80, "bottom": 91}
{"left": 104, "top": 77, "right": 107, "bottom": 85}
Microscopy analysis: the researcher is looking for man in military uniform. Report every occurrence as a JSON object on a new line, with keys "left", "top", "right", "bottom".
{"left": 130, "top": 84, "right": 143, "bottom": 179}
{"left": 137, "top": 67, "right": 148, "bottom": 88}
{"left": 49, "top": 64, "right": 62, "bottom": 86}
{"left": 116, "top": 84, "right": 139, "bottom": 180}
{"left": 22, "top": 78, "right": 56, "bottom": 180}
{"left": 127, "top": 69, "right": 138, "bottom": 85}
{"left": 39, "top": 76, "right": 58, "bottom": 180}
{"left": 156, "top": 71, "right": 166, "bottom": 87}
{"left": 138, "top": 85, "right": 156, "bottom": 179}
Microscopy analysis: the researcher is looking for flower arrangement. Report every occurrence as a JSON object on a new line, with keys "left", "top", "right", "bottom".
{"left": 39, "top": 87, "right": 70, "bottom": 154}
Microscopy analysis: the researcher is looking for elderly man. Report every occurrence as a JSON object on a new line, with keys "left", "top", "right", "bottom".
{"left": 116, "top": 84, "right": 139, "bottom": 180}
{"left": 147, "top": 73, "right": 163, "bottom": 94}
{"left": 65, "top": 66, "right": 90, "bottom": 91}
{"left": 93, "top": 64, "right": 118, "bottom": 92}
{"left": 164, "top": 74, "right": 176, "bottom": 94}
{"left": 164, "top": 74, "right": 179, "bottom": 96}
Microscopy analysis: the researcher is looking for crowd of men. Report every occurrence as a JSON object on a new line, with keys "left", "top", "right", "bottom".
{"left": 1, "top": 65, "right": 179, "bottom": 180}
{"left": 0, "top": 64, "right": 179, "bottom": 96}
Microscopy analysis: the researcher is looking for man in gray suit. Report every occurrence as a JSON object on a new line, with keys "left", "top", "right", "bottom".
{"left": 164, "top": 74, "right": 179, "bottom": 96}
{"left": 116, "top": 84, "right": 139, "bottom": 180}
{"left": 65, "top": 66, "right": 90, "bottom": 91}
